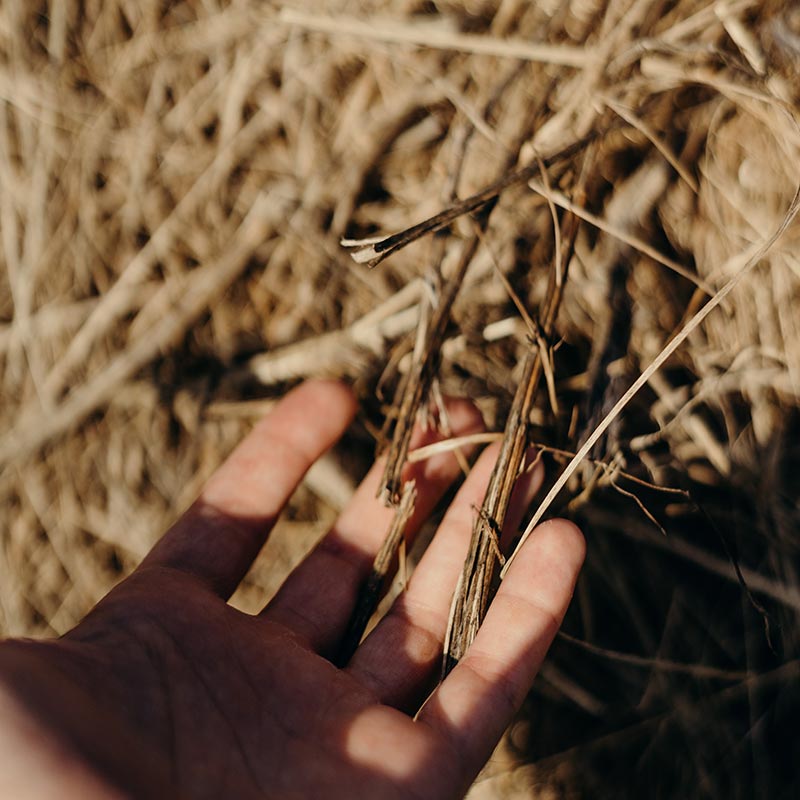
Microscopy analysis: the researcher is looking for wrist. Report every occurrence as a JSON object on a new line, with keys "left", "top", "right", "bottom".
{"left": 0, "top": 640, "right": 176, "bottom": 799}
{"left": 0, "top": 672, "right": 123, "bottom": 799}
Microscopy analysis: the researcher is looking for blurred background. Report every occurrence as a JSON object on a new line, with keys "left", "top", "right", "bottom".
{"left": 1, "top": 1, "right": 799, "bottom": 797}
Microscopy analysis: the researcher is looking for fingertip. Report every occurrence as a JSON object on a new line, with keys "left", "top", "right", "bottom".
{"left": 251, "top": 380, "right": 357, "bottom": 457}
{"left": 537, "top": 518, "right": 586, "bottom": 570}
{"left": 285, "top": 379, "right": 358, "bottom": 421}
{"left": 470, "top": 440, "right": 503, "bottom": 474}
{"left": 510, "top": 518, "right": 585, "bottom": 587}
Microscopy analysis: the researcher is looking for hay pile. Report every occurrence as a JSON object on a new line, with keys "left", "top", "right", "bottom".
{"left": 1, "top": 1, "right": 799, "bottom": 796}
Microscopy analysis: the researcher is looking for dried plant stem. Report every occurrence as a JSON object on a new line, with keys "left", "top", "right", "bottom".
{"left": 336, "top": 481, "right": 417, "bottom": 666}
{"left": 378, "top": 68, "right": 538, "bottom": 501}
{"left": 279, "top": 9, "right": 592, "bottom": 68}
{"left": 443, "top": 201, "right": 584, "bottom": 675}
{"left": 342, "top": 133, "right": 600, "bottom": 268}
{"left": 407, "top": 432, "right": 503, "bottom": 463}
{"left": 380, "top": 232, "right": 482, "bottom": 503}
{"left": 442, "top": 348, "right": 538, "bottom": 674}
{"left": 556, "top": 631, "right": 750, "bottom": 680}
{"left": 245, "top": 280, "right": 424, "bottom": 386}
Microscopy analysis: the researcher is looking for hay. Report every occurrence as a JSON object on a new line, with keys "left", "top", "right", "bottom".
{"left": 1, "top": 0, "right": 799, "bottom": 796}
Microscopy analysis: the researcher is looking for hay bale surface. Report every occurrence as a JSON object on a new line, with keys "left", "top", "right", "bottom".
{"left": 1, "top": 1, "right": 799, "bottom": 797}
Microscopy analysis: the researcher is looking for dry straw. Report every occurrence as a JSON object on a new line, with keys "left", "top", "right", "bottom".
{"left": 2, "top": 0, "right": 799, "bottom": 796}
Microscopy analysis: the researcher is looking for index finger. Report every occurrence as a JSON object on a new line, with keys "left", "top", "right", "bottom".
{"left": 140, "top": 380, "right": 357, "bottom": 597}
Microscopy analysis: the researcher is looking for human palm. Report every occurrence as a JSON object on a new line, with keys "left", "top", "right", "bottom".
{"left": 0, "top": 381, "right": 583, "bottom": 799}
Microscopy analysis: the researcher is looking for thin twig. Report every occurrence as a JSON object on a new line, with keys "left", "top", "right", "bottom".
{"left": 380, "top": 228, "right": 483, "bottom": 504}
{"left": 341, "top": 133, "right": 601, "bottom": 268}
{"left": 336, "top": 481, "right": 417, "bottom": 666}
{"left": 379, "top": 75, "right": 548, "bottom": 501}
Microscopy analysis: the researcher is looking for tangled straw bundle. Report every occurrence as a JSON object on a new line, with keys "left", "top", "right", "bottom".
{"left": 1, "top": 1, "right": 799, "bottom": 796}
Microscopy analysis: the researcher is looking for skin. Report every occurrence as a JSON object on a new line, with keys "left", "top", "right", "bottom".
{"left": 0, "top": 380, "right": 585, "bottom": 799}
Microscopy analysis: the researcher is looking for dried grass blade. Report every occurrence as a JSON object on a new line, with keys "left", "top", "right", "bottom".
{"left": 503, "top": 184, "right": 800, "bottom": 578}
{"left": 380, "top": 232, "right": 481, "bottom": 503}
{"left": 407, "top": 433, "right": 503, "bottom": 463}
{"left": 526, "top": 178, "right": 713, "bottom": 293}
{"left": 279, "top": 9, "right": 592, "bottom": 68}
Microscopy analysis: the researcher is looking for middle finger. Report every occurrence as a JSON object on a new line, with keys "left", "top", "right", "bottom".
{"left": 261, "top": 399, "right": 484, "bottom": 655}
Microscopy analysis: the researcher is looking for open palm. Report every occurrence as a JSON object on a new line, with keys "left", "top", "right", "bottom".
{"left": 0, "top": 381, "right": 584, "bottom": 799}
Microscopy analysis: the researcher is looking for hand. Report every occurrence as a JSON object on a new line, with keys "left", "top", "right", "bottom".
{"left": 0, "top": 381, "right": 584, "bottom": 800}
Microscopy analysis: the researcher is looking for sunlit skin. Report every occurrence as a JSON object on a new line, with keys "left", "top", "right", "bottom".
{"left": 0, "top": 381, "right": 584, "bottom": 799}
